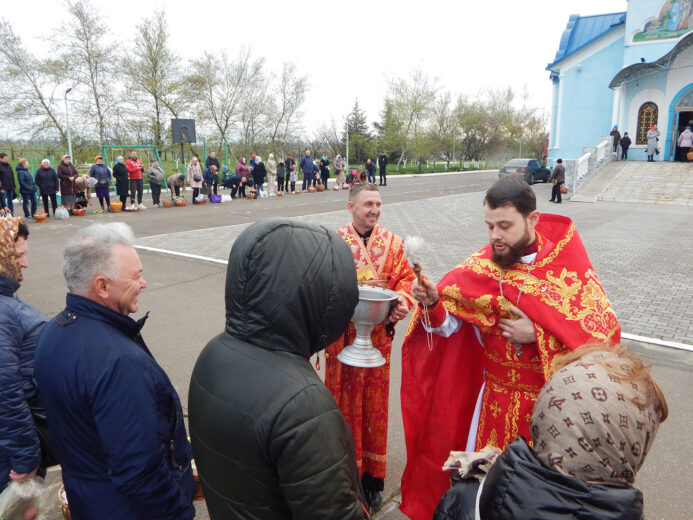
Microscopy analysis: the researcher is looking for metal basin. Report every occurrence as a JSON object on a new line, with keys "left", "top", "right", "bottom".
{"left": 337, "top": 286, "right": 399, "bottom": 368}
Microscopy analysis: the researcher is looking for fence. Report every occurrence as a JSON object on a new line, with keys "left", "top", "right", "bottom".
{"left": 563, "top": 136, "right": 613, "bottom": 198}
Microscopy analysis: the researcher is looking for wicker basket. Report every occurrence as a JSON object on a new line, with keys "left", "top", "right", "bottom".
{"left": 307, "top": 186, "right": 317, "bottom": 193}
{"left": 316, "top": 184, "right": 325, "bottom": 192}
{"left": 276, "top": 191, "right": 283, "bottom": 197}
{"left": 110, "top": 202, "right": 122, "bottom": 213}
{"left": 162, "top": 199, "right": 173, "bottom": 208}
{"left": 33, "top": 213, "right": 48, "bottom": 222}
{"left": 72, "top": 204, "right": 85, "bottom": 217}
{"left": 174, "top": 198, "right": 187, "bottom": 207}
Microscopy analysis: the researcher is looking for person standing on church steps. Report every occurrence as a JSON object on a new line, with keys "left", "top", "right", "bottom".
{"left": 620, "top": 132, "right": 632, "bottom": 160}
{"left": 548, "top": 158, "right": 565, "bottom": 203}
{"left": 676, "top": 125, "right": 693, "bottom": 162}
{"left": 609, "top": 125, "right": 621, "bottom": 158}
{"left": 646, "top": 124, "right": 660, "bottom": 162}
{"left": 399, "top": 174, "right": 620, "bottom": 520}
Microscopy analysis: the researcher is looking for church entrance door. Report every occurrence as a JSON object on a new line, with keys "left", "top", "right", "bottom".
{"left": 674, "top": 110, "right": 693, "bottom": 161}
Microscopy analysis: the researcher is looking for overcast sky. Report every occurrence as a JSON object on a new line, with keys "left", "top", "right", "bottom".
{"left": 5, "top": 0, "right": 627, "bottom": 133}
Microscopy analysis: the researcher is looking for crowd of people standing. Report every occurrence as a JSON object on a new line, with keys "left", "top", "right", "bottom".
{"left": 0, "top": 149, "right": 390, "bottom": 219}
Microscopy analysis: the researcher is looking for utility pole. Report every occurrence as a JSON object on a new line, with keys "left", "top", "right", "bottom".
{"left": 64, "top": 88, "right": 73, "bottom": 159}
{"left": 345, "top": 119, "right": 349, "bottom": 172}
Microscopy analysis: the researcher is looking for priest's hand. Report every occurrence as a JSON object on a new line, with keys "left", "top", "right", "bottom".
{"left": 387, "top": 297, "right": 409, "bottom": 323}
{"left": 412, "top": 276, "right": 439, "bottom": 306}
{"left": 498, "top": 304, "right": 536, "bottom": 344}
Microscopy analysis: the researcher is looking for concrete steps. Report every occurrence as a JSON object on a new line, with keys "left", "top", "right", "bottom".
{"left": 572, "top": 161, "right": 693, "bottom": 205}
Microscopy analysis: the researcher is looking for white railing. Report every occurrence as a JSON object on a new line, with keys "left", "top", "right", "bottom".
{"left": 563, "top": 136, "right": 613, "bottom": 198}
{"left": 572, "top": 152, "right": 591, "bottom": 193}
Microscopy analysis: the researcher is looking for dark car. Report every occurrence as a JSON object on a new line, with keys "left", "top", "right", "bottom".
{"left": 498, "top": 158, "right": 550, "bottom": 184}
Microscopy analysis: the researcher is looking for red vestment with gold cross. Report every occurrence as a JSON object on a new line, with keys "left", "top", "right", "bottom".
{"left": 325, "top": 223, "right": 415, "bottom": 479}
{"left": 399, "top": 214, "right": 621, "bottom": 520}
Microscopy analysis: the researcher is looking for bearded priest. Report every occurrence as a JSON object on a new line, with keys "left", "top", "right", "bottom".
{"left": 400, "top": 173, "right": 620, "bottom": 520}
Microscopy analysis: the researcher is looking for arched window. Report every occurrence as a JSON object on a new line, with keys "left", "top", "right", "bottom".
{"left": 636, "top": 102, "right": 658, "bottom": 145}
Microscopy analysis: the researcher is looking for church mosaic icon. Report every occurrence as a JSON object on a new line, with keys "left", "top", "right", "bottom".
{"left": 633, "top": 0, "right": 693, "bottom": 42}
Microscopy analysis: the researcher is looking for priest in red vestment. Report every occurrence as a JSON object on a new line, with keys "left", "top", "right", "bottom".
{"left": 399, "top": 174, "right": 620, "bottom": 520}
{"left": 325, "top": 183, "right": 416, "bottom": 510}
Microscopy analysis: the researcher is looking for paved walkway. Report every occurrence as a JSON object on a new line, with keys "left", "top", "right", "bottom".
{"left": 573, "top": 160, "right": 693, "bottom": 205}
{"left": 137, "top": 189, "right": 693, "bottom": 346}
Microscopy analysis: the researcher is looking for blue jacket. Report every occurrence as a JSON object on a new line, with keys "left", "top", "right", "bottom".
{"left": 202, "top": 166, "right": 218, "bottom": 186}
{"left": 16, "top": 165, "right": 36, "bottom": 195}
{"left": 34, "top": 294, "right": 195, "bottom": 520}
{"left": 0, "top": 274, "right": 47, "bottom": 492}
{"left": 300, "top": 155, "right": 315, "bottom": 175}
{"left": 89, "top": 163, "right": 112, "bottom": 187}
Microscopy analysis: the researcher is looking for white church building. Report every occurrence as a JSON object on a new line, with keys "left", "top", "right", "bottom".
{"left": 547, "top": 0, "right": 693, "bottom": 162}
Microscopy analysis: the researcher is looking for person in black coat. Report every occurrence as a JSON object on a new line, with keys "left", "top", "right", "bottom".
{"left": 319, "top": 154, "right": 330, "bottom": 189}
{"left": 34, "top": 159, "right": 59, "bottom": 216}
{"left": 252, "top": 156, "right": 267, "bottom": 196}
{"left": 112, "top": 156, "right": 130, "bottom": 206}
{"left": 378, "top": 152, "right": 388, "bottom": 186}
{"left": 205, "top": 152, "right": 220, "bottom": 171}
{"left": 0, "top": 153, "right": 16, "bottom": 214}
{"left": 189, "top": 219, "right": 368, "bottom": 519}
{"left": 620, "top": 132, "right": 632, "bottom": 160}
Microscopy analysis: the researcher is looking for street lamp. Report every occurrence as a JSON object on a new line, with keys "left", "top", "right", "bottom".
{"left": 64, "top": 88, "right": 73, "bottom": 160}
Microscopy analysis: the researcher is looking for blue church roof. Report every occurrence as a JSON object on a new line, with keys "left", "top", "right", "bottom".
{"left": 547, "top": 12, "right": 626, "bottom": 71}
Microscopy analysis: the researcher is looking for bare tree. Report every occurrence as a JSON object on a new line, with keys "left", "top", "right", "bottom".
{"left": 312, "top": 120, "right": 343, "bottom": 158}
{"left": 238, "top": 78, "right": 270, "bottom": 155}
{"left": 265, "top": 62, "right": 306, "bottom": 156}
{"left": 186, "top": 48, "right": 264, "bottom": 144}
{"left": 58, "top": 0, "right": 118, "bottom": 145}
{"left": 386, "top": 69, "right": 437, "bottom": 168}
{"left": 0, "top": 19, "right": 67, "bottom": 143}
{"left": 129, "top": 9, "right": 185, "bottom": 149}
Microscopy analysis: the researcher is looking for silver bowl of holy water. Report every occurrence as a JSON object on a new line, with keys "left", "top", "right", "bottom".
{"left": 337, "top": 286, "right": 399, "bottom": 368}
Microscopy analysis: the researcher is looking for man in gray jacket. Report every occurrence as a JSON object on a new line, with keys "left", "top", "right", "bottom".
{"left": 549, "top": 158, "right": 565, "bottom": 204}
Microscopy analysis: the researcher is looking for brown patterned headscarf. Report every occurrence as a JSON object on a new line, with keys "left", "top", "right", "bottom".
{"left": 0, "top": 217, "right": 24, "bottom": 282}
{"left": 531, "top": 345, "right": 667, "bottom": 485}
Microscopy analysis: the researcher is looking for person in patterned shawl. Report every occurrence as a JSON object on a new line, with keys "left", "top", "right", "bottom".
{"left": 325, "top": 183, "right": 416, "bottom": 510}
{"left": 400, "top": 174, "right": 621, "bottom": 520}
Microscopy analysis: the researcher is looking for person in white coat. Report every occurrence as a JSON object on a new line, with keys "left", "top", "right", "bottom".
{"left": 646, "top": 124, "right": 660, "bottom": 162}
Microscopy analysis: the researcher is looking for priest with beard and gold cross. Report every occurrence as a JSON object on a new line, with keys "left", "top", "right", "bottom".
{"left": 399, "top": 174, "right": 621, "bottom": 520}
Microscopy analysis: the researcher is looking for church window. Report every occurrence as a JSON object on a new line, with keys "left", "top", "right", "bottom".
{"left": 636, "top": 103, "right": 658, "bottom": 145}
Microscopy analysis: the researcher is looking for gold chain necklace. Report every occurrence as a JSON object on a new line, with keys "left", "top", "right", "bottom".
{"left": 498, "top": 254, "right": 537, "bottom": 358}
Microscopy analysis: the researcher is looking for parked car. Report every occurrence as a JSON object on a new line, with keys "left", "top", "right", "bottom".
{"left": 498, "top": 158, "right": 550, "bottom": 184}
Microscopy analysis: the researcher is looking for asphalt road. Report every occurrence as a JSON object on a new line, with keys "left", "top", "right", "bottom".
{"left": 17, "top": 171, "right": 693, "bottom": 519}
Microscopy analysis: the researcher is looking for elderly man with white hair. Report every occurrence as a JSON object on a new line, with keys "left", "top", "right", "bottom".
{"left": 35, "top": 223, "right": 195, "bottom": 520}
